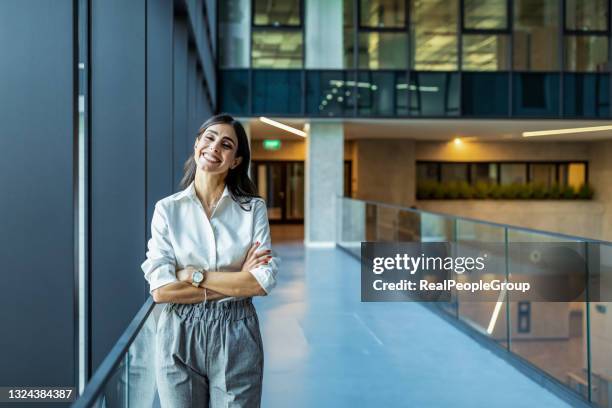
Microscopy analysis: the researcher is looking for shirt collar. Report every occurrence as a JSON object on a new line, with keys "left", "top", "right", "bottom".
{"left": 174, "top": 181, "right": 231, "bottom": 205}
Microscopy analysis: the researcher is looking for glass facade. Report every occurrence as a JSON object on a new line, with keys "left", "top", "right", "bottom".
{"left": 254, "top": 0, "right": 301, "bottom": 26}
{"left": 252, "top": 30, "right": 303, "bottom": 68}
{"left": 410, "top": 0, "right": 458, "bottom": 70}
{"left": 219, "top": 0, "right": 612, "bottom": 118}
{"left": 565, "top": 0, "right": 608, "bottom": 31}
{"left": 513, "top": 0, "right": 559, "bottom": 71}
{"left": 360, "top": 0, "right": 406, "bottom": 28}
{"left": 462, "top": 34, "right": 510, "bottom": 71}
{"left": 565, "top": 36, "right": 609, "bottom": 72}
{"left": 358, "top": 32, "right": 408, "bottom": 69}
{"left": 464, "top": 0, "right": 508, "bottom": 30}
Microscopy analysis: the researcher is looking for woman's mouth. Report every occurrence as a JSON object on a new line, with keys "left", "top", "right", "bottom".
{"left": 200, "top": 153, "right": 221, "bottom": 164}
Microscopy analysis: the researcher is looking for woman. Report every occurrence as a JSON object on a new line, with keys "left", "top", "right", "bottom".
{"left": 141, "top": 114, "right": 279, "bottom": 408}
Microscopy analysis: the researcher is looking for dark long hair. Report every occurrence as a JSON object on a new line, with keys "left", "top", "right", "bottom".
{"left": 180, "top": 114, "right": 260, "bottom": 208}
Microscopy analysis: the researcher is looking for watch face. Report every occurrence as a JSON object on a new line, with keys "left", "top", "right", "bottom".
{"left": 193, "top": 271, "right": 203, "bottom": 283}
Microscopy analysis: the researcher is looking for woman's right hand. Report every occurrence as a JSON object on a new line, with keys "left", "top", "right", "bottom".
{"left": 241, "top": 241, "right": 272, "bottom": 273}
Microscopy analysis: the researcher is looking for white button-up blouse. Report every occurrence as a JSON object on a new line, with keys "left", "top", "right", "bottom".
{"left": 141, "top": 182, "right": 279, "bottom": 302}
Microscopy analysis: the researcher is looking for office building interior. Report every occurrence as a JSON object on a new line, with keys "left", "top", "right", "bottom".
{"left": 1, "top": 0, "right": 612, "bottom": 407}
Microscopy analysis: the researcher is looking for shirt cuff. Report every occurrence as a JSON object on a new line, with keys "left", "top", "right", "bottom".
{"left": 147, "top": 264, "right": 178, "bottom": 294}
{"left": 249, "top": 265, "right": 277, "bottom": 295}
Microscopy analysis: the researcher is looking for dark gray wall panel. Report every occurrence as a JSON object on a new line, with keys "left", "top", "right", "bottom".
{"left": 90, "top": 0, "right": 146, "bottom": 370}
{"left": 188, "top": 50, "right": 198, "bottom": 142}
{"left": 0, "top": 0, "right": 75, "bottom": 387}
{"left": 173, "top": 19, "right": 189, "bottom": 189}
{"left": 146, "top": 0, "right": 174, "bottom": 228}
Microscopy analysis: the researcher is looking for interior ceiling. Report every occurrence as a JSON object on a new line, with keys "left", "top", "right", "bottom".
{"left": 246, "top": 117, "right": 612, "bottom": 142}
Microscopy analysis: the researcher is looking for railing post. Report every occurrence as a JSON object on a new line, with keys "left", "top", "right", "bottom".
{"left": 505, "top": 227, "right": 511, "bottom": 351}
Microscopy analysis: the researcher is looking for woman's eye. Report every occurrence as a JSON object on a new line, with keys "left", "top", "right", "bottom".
{"left": 223, "top": 144, "right": 231, "bottom": 149}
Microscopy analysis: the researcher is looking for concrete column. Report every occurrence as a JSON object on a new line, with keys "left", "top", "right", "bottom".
{"left": 354, "top": 139, "right": 416, "bottom": 206}
{"left": 305, "top": 122, "right": 344, "bottom": 245}
{"left": 305, "top": 0, "right": 343, "bottom": 68}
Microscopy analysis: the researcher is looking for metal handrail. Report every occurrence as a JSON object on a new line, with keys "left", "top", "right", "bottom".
{"left": 72, "top": 297, "right": 156, "bottom": 408}
{"left": 338, "top": 195, "right": 612, "bottom": 245}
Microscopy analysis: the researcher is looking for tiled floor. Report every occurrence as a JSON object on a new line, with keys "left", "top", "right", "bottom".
{"left": 254, "top": 242, "right": 571, "bottom": 408}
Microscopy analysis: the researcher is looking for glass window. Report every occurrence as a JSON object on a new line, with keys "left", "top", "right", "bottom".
{"left": 344, "top": 0, "right": 356, "bottom": 68}
{"left": 461, "top": 72, "right": 509, "bottom": 116}
{"left": 306, "top": 71, "right": 356, "bottom": 116}
{"left": 409, "top": 72, "right": 460, "bottom": 116}
{"left": 565, "top": 36, "right": 608, "bottom": 72}
{"left": 462, "top": 34, "right": 510, "bottom": 71}
{"left": 441, "top": 163, "right": 469, "bottom": 182}
{"left": 219, "top": 0, "right": 251, "bottom": 68}
{"left": 254, "top": 0, "right": 301, "bottom": 26}
{"left": 559, "top": 163, "right": 586, "bottom": 189}
{"left": 358, "top": 71, "right": 407, "bottom": 116}
{"left": 253, "top": 70, "right": 302, "bottom": 114}
{"left": 565, "top": 0, "right": 608, "bottom": 31}
{"left": 513, "top": 0, "right": 559, "bottom": 71}
{"left": 529, "top": 163, "right": 556, "bottom": 186}
{"left": 500, "top": 163, "right": 526, "bottom": 184}
{"left": 512, "top": 73, "right": 560, "bottom": 117}
{"left": 360, "top": 0, "right": 406, "bottom": 28}
{"left": 464, "top": 0, "right": 508, "bottom": 30}
{"left": 252, "top": 30, "right": 303, "bottom": 68}
{"left": 471, "top": 163, "right": 498, "bottom": 184}
{"left": 411, "top": 0, "right": 458, "bottom": 70}
{"left": 417, "top": 163, "right": 440, "bottom": 182}
{"left": 563, "top": 73, "right": 610, "bottom": 117}
{"left": 358, "top": 32, "right": 408, "bottom": 69}
{"left": 219, "top": 70, "right": 249, "bottom": 115}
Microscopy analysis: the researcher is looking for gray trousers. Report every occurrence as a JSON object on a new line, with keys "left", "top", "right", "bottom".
{"left": 156, "top": 299, "right": 264, "bottom": 408}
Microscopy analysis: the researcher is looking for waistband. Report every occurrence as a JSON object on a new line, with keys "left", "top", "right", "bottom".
{"left": 164, "top": 298, "right": 255, "bottom": 322}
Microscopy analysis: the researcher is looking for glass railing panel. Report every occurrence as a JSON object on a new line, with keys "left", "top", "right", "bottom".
{"left": 455, "top": 219, "right": 508, "bottom": 346}
{"left": 252, "top": 69, "right": 302, "bottom": 115}
{"left": 563, "top": 73, "right": 610, "bottom": 118}
{"left": 375, "top": 205, "right": 401, "bottom": 242}
{"left": 305, "top": 70, "right": 356, "bottom": 117}
{"left": 420, "top": 212, "right": 456, "bottom": 315}
{"left": 396, "top": 208, "right": 420, "bottom": 242}
{"left": 512, "top": 73, "right": 560, "bottom": 117}
{"left": 357, "top": 71, "right": 408, "bottom": 117}
{"left": 461, "top": 72, "right": 510, "bottom": 117}
{"left": 219, "top": 69, "right": 249, "bottom": 115}
{"left": 74, "top": 299, "right": 159, "bottom": 408}
{"left": 93, "top": 305, "right": 160, "bottom": 408}
{"left": 420, "top": 212, "right": 454, "bottom": 242}
{"left": 507, "top": 229, "right": 588, "bottom": 400}
{"left": 338, "top": 197, "right": 367, "bottom": 258}
{"left": 408, "top": 72, "right": 460, "bottom": 117}
{"left": 588, "top": 241, "right": 612, "bottom": 407}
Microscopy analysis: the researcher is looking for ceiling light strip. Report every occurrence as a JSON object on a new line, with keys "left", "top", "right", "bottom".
{"left": 522, "top": 124, "right": 612, "bottom": 137}
{"left": 259, "top": 116, "right": 307, "bottom": 137}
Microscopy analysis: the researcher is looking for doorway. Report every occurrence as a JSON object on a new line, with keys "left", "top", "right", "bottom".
{"left": 251, "top": 161, "right": 305, "bottom": 223}
{"left": 251, "top": 160, "right": 352, "bottom": 224}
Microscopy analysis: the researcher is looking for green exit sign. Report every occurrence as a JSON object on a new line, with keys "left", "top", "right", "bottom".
{"left": 263, "top": 139, "right": 282, "bottom": 150}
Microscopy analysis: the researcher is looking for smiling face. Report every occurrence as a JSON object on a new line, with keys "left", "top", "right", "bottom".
{"left": 194, "top": 123, "right": 243, "bottom": 175}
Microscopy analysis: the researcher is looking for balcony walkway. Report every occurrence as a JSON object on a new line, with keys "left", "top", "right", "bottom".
{"left": 255, "top": 242, "right": 570, "bottom": 408}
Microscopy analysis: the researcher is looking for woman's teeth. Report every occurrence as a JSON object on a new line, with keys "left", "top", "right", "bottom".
{"left": 201, "top": 153, "right": 220, "bottom": 163}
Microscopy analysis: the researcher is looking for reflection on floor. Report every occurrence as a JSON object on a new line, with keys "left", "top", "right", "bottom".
{"left": 254, "top": 243, "right": 571, "bottom": 408}
{"left": 271, "top": 224, "right": 304, "bottom": 244}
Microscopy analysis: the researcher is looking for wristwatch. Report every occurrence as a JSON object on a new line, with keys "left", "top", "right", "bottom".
{"left": 192, "top": 269, "right": 205, "bottom": 287}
